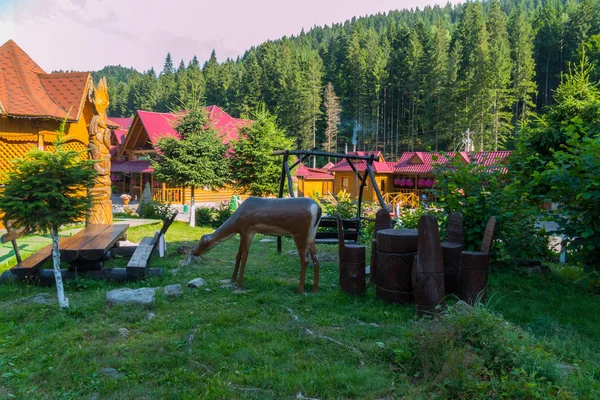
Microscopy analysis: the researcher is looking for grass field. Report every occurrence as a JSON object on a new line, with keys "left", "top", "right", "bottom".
{"left": 1, "top": 221, "right": 599, "bottom": 399}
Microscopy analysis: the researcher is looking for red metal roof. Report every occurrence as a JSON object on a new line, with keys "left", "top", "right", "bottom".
{"left": 110, "top": 117, "right": 133, "bottom": 130}
{"left": 295, "top": 163, "right": 334, "bottom": 180}
{"left": 112, "top": 160, "right": 154, "bottom": 173}
{"left": 329, "top": 159, "right": 393, "bottom": 173}
{"left": 133, "top": 106, "right": 252, "bottom": 147}
{"left": 330, "top": 151, "right": 512, "bottom": 174}
{"left": 0, "top": 40, "right": 91, "bottom": 121}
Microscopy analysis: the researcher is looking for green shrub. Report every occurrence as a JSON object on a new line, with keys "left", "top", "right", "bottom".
{"left": 432, "top": 156, "right": 548, "bottom": 260}
{"left": 319, "top": 191, "right": 356, "bottom": 219}
{"left": 138, "top": 200, "right": 174, "bottom": 220}
{"left": 195, "top": 201, "right": 233, "bottom": 228}
{"left": 393, "top": 303, "right": 572, "bottom": 398}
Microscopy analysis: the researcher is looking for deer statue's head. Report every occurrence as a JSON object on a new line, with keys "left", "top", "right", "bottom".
{"left": 192, "top": 233, "right": 215, "bottom": 256}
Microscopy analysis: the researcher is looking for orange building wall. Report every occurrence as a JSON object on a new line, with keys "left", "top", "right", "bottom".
{"left": 332, "top": 171, "right": 391, "bottom": 201}
{"left": 298, "top": 179, "right": 333, "bottom": 198}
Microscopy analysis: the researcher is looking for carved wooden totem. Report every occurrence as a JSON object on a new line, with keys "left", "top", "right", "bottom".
{"left": 87, "top": 78, "right": 113, "bottom": 225}
{"left": 441, "top": 212, "right": 464, "bottom": 295}
{"left": 412, "top": 215, "right": 446, "bottom": 316}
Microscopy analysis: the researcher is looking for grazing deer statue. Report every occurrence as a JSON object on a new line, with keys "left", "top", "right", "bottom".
{"left": 192, "top": 197, "right": 322, "bottom": 293}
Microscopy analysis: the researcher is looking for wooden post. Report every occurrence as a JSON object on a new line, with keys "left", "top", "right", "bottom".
{"left": 367, "top": 157, "right": 389, "bottom": 212}
{"left": 277, "top": 151, "right": 289, "bottom": 254}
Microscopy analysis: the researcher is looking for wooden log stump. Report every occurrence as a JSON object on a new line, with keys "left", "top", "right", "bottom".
{"left": 412, "top": 215, "right": 446, "bottom": 316}
{"left": 375, "top": 228, "right": 418, "bottom": 303}
{"left": 370, "top": 209, "right": 393, "bottom": 284}
{"left": 337, "top": 215, "right": 366, "bottom": 295}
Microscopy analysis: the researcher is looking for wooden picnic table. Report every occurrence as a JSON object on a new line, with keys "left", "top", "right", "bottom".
{"left": 60, "top": 224, "right": 129, "bottom": 264}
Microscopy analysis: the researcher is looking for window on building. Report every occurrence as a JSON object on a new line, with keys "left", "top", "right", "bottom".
{"left": 341, "top": 177, "right": 348, "bottom": 191}
{"left": 380, "top": 179, "right": 386, "bottom": 193}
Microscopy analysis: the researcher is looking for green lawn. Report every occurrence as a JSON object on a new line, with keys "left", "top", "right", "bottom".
{"left": 0, "top": 221, "right": 599, "bottom": 399}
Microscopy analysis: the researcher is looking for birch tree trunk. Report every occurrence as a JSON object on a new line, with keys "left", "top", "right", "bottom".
{"left": 51, "top": 225, "right": 69, "bottom": 309}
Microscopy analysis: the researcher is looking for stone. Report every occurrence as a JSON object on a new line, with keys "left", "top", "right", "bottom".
{"left": 187, "top": 278, "right": 206, "bottom": 288}
{"left": 0, "top": 270, "right": 17, "bottom": 283}
{"left": 118, "top": 327, "right": 129, "bottom": 338}
{"left": 145, "top": 312, "right": 156, "bottom": 321}
{"left": 105, "top": 288, "right": 155, "bottom": 306}
{"left": 171, "top": 268, "right": 180, "bottom": 275}
{"left": 164, "top": 284, "right": 183, "bottom": 298}
{"left": 148, "top": 268, "right": 164, "bottom": 277}
{"left": 98, "top": 367, "right": 125, "bottom": 379}
{"left": 6, "top": 292, "right": 55, "bottom": 306}
{"left": 180, "top": 254, "right": 201, "bottom": 266}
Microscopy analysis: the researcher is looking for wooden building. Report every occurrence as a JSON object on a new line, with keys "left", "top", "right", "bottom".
{"left": 329, "top": 151, "right": 512, "bottom": 208}
{"left": 112, "top": 106, "right": 252, "bottom": 203}
{"left": 0, "top": 39, "right": 119, "bottom": 225}
{"left": 295, "top": 163, "right": 334, "bottom": 198}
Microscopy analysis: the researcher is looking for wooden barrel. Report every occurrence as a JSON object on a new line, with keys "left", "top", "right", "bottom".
{"left": 458, "top": 251, "right": 490, "bottom": 305}
{"left": 412, "top": 215, "right": 446, "bottom": 316}
{"left": 441, "top": 242, "right": 463, "bottom": 296}
{"left": 375, "top": 229, "right": 418, "bottom": 303}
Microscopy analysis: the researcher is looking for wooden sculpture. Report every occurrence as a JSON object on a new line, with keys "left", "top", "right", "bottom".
{"left": 337, "top": 214, "right": 366, "bottom": 295}
{"left": 375, "top": 228, "right": 418, "bottom": 303}
{"left": 87, "top": 78, "right": 113, "bottom": 225}
{"left": 370, "top": 209, "right": 393, "bottom": 284}
{"left": 412, "top": 215, "right": 446, "bottom": 316}
{"left": 459, "top": 216, "right": 497, "bottom": 305}
{"left": 441, "top": 212, "right": 464, "bottom": 295}
{"left": 192, "top": 197, "right": 322, "bottom": 293}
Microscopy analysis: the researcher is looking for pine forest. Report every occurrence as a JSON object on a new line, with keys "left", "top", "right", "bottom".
{"left": 95, "top": 0, "right": 600, "bottom": 157}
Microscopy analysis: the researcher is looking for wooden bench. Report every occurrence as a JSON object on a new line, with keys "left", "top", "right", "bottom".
{"left": 5, "top": 222, "right": 129, "bottom": 277}
{"left": 315, "top": 216, "right": 359, "bottom": 244}
{"left": 1, "top": 221, "right": 52, "bottom": 277}
{"left": 127, "top": 211, "right": 178, "bottom": 277}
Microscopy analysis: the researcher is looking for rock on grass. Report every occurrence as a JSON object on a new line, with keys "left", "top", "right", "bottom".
{"left": 105, "top": 288, "right": 155, "bottom": 306}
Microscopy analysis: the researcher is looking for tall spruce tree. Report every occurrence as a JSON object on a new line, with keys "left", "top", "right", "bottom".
{"left": 231, "top": 106, "right": 294, "bottom": 196}
{"left": 152, "top": 99, "right": 230, "bottom": 224}
{"left": 510, "top": 4, "right": 537, "bottom": 137}
{"left": 487, "top": 0, "right": 513, "bottom": 149}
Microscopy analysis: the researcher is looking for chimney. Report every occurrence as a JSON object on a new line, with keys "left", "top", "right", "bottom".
{"left": 353, "top": 144, "right": 356, "bottom": 153}
{"left": 345, "top": 143, "right": 348, "bottom": 154}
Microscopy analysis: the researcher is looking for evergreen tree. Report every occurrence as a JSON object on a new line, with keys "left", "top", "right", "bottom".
{"left": 158, "top": 53, "right": 176, "bottom": 111}
{"left": 152, "top": 99, "right": 230, "bottom": 221}
{"left": 0, "top": 126, "right": 98, "bottom": 309}
{"left": 487, "top": 0, "right": 513, "bottom": 149}
{"left": 231, "top": 106, "right": 294, "bottom": 196}
{"left": 510, "top": 4, "right": 537, "bottom": 137}
{"left": 187, "top": 56, "right": 206, "bottom": 104}
{"left": 203, "top": 50, "right": 221, "bottom": 105}
{"left": 239, "top": 51, "right": 263, "bottom": 113}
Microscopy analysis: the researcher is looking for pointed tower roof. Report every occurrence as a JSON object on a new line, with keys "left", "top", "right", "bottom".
{"left": 0, "top": 39, "right": 92, "bottom": 121}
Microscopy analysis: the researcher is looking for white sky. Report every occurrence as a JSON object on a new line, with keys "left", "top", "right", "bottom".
{"left": 0, "top": 0, "right": 452, "bottom": 72}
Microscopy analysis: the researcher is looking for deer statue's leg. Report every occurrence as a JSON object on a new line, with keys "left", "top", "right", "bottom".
{"left": 236, "top": 233, "right": 254, "bottom": 289}
{"left": 294, "top": 236, "right": 309, "bottom": 294}
{"left": 309, "top": 240, "right": 320, "bottom": 293}
{"left": 232, "top": 242, "right": 243, "bottom": 281}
